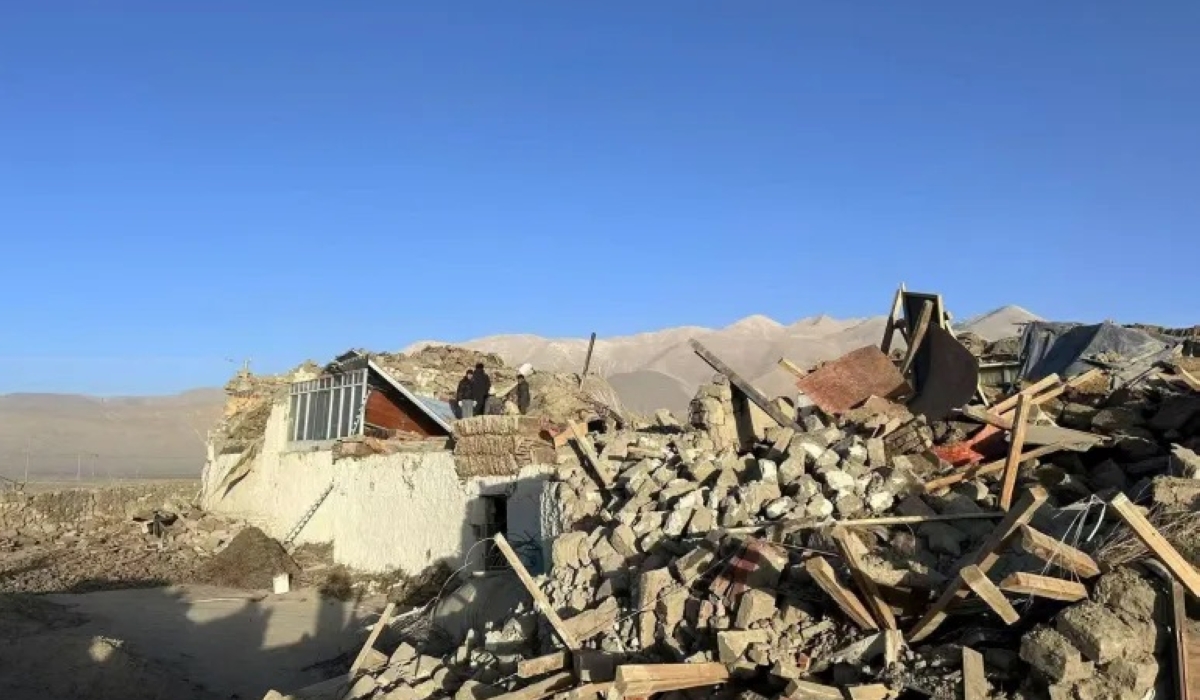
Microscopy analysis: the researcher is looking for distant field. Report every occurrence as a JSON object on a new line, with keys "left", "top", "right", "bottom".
{"left": 2, "top": 477, "right": 200, "bottom": 494}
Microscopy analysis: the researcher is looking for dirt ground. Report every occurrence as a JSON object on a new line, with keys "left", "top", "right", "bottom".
{"left": 0, "top": 585, "right": 377, "bottom": 700}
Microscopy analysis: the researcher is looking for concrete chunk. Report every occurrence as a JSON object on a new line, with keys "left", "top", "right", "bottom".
{"left": 1020, "top": 626, "right": 1093, "bottom": 683}
{"left": 716, "top": 629, "right": 771, "bottom": 663}
{"left": 734, "top": 589, "right": 777, "bottom": 629}
{"left": 1056, "top": 602, "right": 1134, "bottom": 664}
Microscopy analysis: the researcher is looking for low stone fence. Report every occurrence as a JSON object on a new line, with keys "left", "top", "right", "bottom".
{"left": 0, "top": 482, "right": 197, "bottom": 536}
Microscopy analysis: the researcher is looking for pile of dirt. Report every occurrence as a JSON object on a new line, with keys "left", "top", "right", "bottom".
{"left": 195, "top": 527, "right": 300, "bottom": 590}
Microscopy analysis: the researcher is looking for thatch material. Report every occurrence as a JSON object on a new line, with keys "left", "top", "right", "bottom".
{"left": 454, "top": 435, "right": 521, "bottom": 456}
{"left": 454, "top": 453, "right": 521, "bottom": 478}
{"left": 453, "top": 415, "right": 525, "bottom": 437}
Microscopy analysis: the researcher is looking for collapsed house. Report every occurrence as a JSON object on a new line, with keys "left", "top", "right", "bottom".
{"left": 200, "top": 349, "right": 625, "bottom": 575}
{"left": 256, "top": 289, "right": 1200, "bottom": 700}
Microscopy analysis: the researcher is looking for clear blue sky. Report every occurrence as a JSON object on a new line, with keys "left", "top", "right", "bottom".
{"left": 2, "top": 2, "right": 1198, "bottom": 395}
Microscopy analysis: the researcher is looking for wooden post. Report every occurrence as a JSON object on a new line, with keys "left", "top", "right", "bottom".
{"left": 345, "top": 601, "right": 396, "bottom": 692}
{"left": 899, "top": 300, "right": 933, "bottom": 377}
{"left": 960, "top": 565, "right": 1019, "bottom": 625}
{"left": 568, "top": 420, "right": 612, "bottom": 488}
{"left": 690, "top": 339, "right": 803, "bottom": 431}
{"left": 999, "top": 572, "right": 1087, "bottom": 602}
{"left": 778, "top": 357, "right": 806, "bottom": 379}
{"left": 999, "top": 394, "right": 1033, "bottom": 510}
{"left": 880, "top": 283, "right": 907, "bottom": 354}
{"left": 909, "top": 487, "right": 1048, "bottom": 643}
{"left": 610, "top": 663, "right": 730, "bottom": 698}
{"left": 962, "top": 647, "right": 988, "bottom": 700}
{"left": 1018, "top": 525, "right": 1100, "bottom": 578}
{"left": 493, "top": 534, "right": 582, "bottom": 650}
{"left": 581, "top": 332, "right": 597, "bottom": 382}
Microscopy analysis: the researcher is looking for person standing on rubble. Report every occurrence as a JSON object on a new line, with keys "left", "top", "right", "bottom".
{"left": 516, "top": 373, "right": 531, "bottom": 415}
{"left": 453, "top": 369, "right": 474, "bottom": 419}
{"left": 471, "top": 362, "right": 491, "bottom": 415}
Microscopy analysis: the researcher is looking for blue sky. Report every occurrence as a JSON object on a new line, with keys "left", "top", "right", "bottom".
{"left": 1, "top": 2, "right": 1198, "bottom": 394}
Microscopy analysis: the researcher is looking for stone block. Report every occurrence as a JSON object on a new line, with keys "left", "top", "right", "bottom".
{"left": 717, "top": 629, "right": 771, "bottom": 663}
{"left": 820, "top": 469, "right": 856, "bottom": 495}
{"left": 1056, "top": 602, "right": 1134, "bottom": 664}
{"left": 673, "top": 548, "right": 715, "bottom": 582}
{"left": 1094, "top": 567, "right": 1160, "bottom": 623}
{"left": 609, "top": 523, "right": 639, "bottom": 558}
{"left": 735, "top": 589, "right": 777, "bottom": 629}
{"left": 778, "top": 457, "right": 806, "bottom": 485}
{"left": 1020, "top": 626, "right": 1093, "bottom": 683}
{"left": 764, "top": 497, "right": 794, "bottom": 520}
{"left": 806, "top": 494, "right": 833, "bottom": 518}
{"left": 865, "top": 438, "right": 887, "bottom": 468}
{"left": 637, "top": 568, "right": 674, "bottom": 648}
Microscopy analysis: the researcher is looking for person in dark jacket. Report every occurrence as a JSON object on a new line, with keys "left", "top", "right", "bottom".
{"left": 471, "top": 363, "right": 492, "bottom": 415}
{"left": 516, "top": 374, "right": 531, "bottom": 415}
{"left": 452, "top": 369, "right": 474, "bottom": 419}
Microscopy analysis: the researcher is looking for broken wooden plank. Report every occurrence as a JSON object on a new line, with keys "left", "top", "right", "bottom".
{"left": 492, "top": 672, "right": 574, "bottom": 700}
{"left": 957, "top": 405, "right": 1107, "bottom": 450}
{"left": 568, "top": 682, "right": 613, "bottom": 700}
{"left": 991, "top": 374, "right": 1062, "bottom": 415}
{"left": 999, "top": 572, "right": 1088, "bottom": 602}
{"left": 909, "top": 487, "right": 1048, "bottom": 643}
{"left": 610, "top": 662, "right": 730, "bottom": 698}
{"left": 493, "top": 533, "right": 582, "bottom": 650}
{"left": 568, "top": 421, "right": 612, "bottom": 488}
{"left": 961, "top": 647, "right": 988, "bottom": 700}
{"left": 1018, "top": 525, "right": 1101, "bottom": 578}
{"left": 518, "top": 651, "right": 570, "bottom": 679}
{"left": 899, "top": 299, "right": 933, "bottom": 377}
{"left": 923, "top": 443, "right": 1066, "bottom": 493}
{"left": 804, "top": 556, "right": 878, "bottom": 631}
{"left": 1110, "top": 493, "right": 1200, "bottom": 598}
{"left": 1000, "top": 394, "right": 1033, "bottom": 511}
{"left": 690, "top": 339, "right": 803, "bottom": 431}
{"left": 1170, "top": 574, "right": 1193, "bottom": 700}
{"left": 883, "top": 629, "right": 903, "bottom": 667}
{"left": 960, "top": 565, "right": 1019, "bottom": 624}
{"left": 778, "top": 357, "right": 806, "bottom": 379}
{"left": 831, "top": 527, "right": 897, "bottom": 630}
{"left": 348, "top": 602, "right": 396, "bottom": 678}
{"left": 794, "top": 345, "right": 910, "bottom": 415}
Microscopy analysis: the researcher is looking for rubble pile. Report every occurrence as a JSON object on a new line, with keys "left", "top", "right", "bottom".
{"left": 294, "top": 338, "right": 1200, "bottom": 700}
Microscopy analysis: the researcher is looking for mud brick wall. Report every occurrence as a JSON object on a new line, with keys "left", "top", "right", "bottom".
{"left": 0, "top": 483, "right": 197, "bottom": 536}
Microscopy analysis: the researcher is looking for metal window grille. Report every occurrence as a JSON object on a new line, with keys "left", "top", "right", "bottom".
{"left": 288, "top": 369, "right": 368, "bottom": 443}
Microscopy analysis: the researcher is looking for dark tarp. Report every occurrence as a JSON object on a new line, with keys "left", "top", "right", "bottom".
{"left": 1017, "top": 321, "right": 1177, "bottom": 382}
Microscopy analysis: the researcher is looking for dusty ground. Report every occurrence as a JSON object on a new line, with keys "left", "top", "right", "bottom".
{"left": 0, "top": 585, "right": 377, "bottom": 700}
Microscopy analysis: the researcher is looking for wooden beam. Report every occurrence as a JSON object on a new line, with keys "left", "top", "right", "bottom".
{"left": 961, "top": 647, "right": 988, "bottom": 700}
{"left": 1171, "top": 576, "right": 1193, "bottom": 700}
{"left": 689, "top": 339, "right": 803, "bottom": 432}
{"left": 899, "top": 299, "right": 933, "bottom": 377}
{"left": 1109, "top": 493, "right": 1200, "bottom": 598}
{"left": 1174, "top": 365, "right": 1200, "bottom": 393}
{"left": 518, "top": 651, "right": 570, "bottom": 679}
{"left": 961, "top": 565, "right": 1019, "bottom": 625}
{"left": 568, "top": 421, "right": 612, "bottom": 488}
{"left": 581, "top": 332, "right": 597, "bottom": 380}
{"left": 348, "top": 602, "right": 395, "bottom": 678}
{"left": 491, "top": 672, "right": 574, "bottom": 700}
{"left": 909, "top": 487, "right": 1048, "bottom": 643}
{"left": 804, "top": 556, "right": 878, "bottom": 631}
{"left": 991, "top": 374, "right": 1061, "bottom": 415}
{"left": 778, "top": 357, "right": 806, "bottom": 379}
{"left": 493, "top": 533, "right": 582, "bottom": 650}
{"left": 923, "top": 443, "right": 1065, "bottom": 493}
{"left": 999, "top": 572, "right": 1088, "bottom": 602}
{"left": 1018, "top": 525, "right": 1101, "bottom": 578}
{"left": 1000, "top": 394, "right": 1033, "bottom": 511}
{"left": 880, "top": 284, "right": 907, "bottom": 355}
{"left": 831, "top": 527, "right": 897, "bottom": 630}
{"left": 610, "top": 662, "right": 730, "bottom": 698}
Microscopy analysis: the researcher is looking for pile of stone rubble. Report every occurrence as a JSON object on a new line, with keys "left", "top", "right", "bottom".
{"left": 267, "top": 344, "right": 1200, "bottom": 700}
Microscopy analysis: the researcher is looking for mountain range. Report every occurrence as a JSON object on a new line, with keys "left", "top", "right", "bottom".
{"left": 0, "top": 305, "right": 1039, "bottom": 480}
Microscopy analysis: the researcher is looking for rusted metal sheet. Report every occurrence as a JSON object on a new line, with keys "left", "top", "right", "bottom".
{"left": 795, "top": 346, "right": 910, "bottom": 414}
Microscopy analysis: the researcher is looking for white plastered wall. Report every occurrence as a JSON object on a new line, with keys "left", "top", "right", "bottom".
{"left": 201, "top": 399, "right": 552, "bottom": 574}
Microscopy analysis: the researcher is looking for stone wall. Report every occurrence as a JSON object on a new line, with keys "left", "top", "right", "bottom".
{"left": 0, "top": 482, "right": 197, "bottom": 536}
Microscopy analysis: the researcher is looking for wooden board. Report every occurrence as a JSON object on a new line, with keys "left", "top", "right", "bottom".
{"left": 568, "top": 420, "right": 613, "bottom": 488}
{"left": 493, "top": 533, "right": 581, "bottom": 650}
{"left": 909, "top": 487, "right": 1048, "bottom": 643}
{"left": 960, "top": 565, "right": 1019, "bottom": 625}
{"left": 999, "top": 394, "right": 1033, "bottom": 511}
{"left": 1000, "top": 572, "right": 1088, "bottom": 602}
{"left": 611, "top": 662, "right": 730, "bottom": 697}
{"left": 348, "top": 602, "right": 396, "bottom": 678}
{"left": 690, "top": 339, "right": 804, "bottom": 431}
{"left": 804, "top": 556, "right": 878, "bottom": 631}
{"left": 1018, "top": 525, "right": 1100, "bottom": 578}
{"left": 517, "top": 651, "right": 569, "bottom": 679}
{"left": 1110, "top": 493, "right": 1200, "bottom": 598}
{"left": 961, "top": 647, "right": 988, "bottom": 700}
{"left": 831, "top": 527, "right": 897, "bottom": 630}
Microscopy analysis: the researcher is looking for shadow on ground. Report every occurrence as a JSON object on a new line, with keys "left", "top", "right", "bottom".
{"left": 0, "top": 580, "right": 370, "bottom": 700}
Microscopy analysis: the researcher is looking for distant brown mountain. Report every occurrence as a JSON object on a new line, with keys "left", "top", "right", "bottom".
{"left": 409, "top": 305, "right": 1041, "bottom": 416}
{"left": 0, "top": 389, "right": 224, "bottom": 482}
